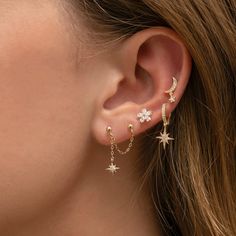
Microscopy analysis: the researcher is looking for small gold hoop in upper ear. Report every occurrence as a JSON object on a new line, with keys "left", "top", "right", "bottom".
{"left": 105, "top": 124, "right": 135, "bottom": 174}
{"left": 165, "top": 76, "right": 178, "bottom": 103}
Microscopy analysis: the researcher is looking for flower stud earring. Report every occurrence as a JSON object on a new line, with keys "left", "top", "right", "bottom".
{"left": 165, "top": 76, "right": 178, "bottom": 103}
{"left": 156, "top": 103, "right": 174, "bottom": 149}
{"left": 137, "top": 108, "right": 152, "bottom": 123}
{"left": 106, "top": 124, "right": 134, "bottom": 174}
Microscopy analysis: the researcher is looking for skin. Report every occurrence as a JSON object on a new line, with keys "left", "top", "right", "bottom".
{"left": 0, "top": 1, "right": 192, "bottom": 235}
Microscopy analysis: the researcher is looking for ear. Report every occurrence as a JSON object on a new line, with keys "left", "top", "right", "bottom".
{"left": 91, "top": 27, "right": 192, "bottom": 145}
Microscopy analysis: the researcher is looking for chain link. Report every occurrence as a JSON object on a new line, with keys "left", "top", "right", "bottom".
{"left": 107, "top": 124, "right": 134, "bottom": 157}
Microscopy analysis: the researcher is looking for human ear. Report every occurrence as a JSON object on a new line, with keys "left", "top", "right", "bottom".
{"left": 91, "top": 27, "right": 192, "bottom": 145}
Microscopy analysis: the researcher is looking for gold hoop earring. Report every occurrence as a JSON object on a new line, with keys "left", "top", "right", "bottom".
{"left": 105, "top": 124, "right": 134, "bottom": 174}
{"left": 165, "top": 76, "right": 178, "bottom": 103}
{"left": 156, "top": 103, "right": 174, "bottom": 149}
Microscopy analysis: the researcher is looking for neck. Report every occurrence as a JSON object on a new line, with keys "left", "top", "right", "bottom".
{"left": 7, "top": 138, "right": 162, "bottom": 236}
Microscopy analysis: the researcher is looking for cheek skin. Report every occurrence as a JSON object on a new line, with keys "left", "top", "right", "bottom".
{"left": 0, "top": 2, "right": 92, "bottom": 226}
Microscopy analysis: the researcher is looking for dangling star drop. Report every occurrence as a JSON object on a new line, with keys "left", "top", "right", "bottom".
{"left": 106, "top": 163, "right": 120, "bottom": 174}
{"left": 156, "top": 128, "right": 174, "bottom": 149}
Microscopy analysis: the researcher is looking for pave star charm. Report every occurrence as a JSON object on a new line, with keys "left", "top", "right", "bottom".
{"left": 156, "top": 128, "right": 174, "bottom": 150}
{"left": 137, "top": 108, "right": 152, "bottom": 123}
{"left": 106, "top": 163, "right": 120, "bottom": 174}
{"left": 169, "top": 96, "right": 176, "bottom": 103}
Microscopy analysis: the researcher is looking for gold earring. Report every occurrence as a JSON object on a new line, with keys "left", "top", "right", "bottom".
{"left": 156, "top": 103, "right": 174, "bottom": 149}
{"left": 165, "top": 76, "right": 178, "bottom": 103}
{"left": 105, "top": 124, "right": 134, "bottom": 174}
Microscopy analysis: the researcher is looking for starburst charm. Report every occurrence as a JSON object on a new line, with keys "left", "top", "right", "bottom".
{"left": 137, "top": 108, "right": 152, "bottom": 123}
{"left": 169, "top": 96, "right": 176, "bottom": 103}
{"left": 156, "top": 128, "right": 174, "bottom": 149}
{"left": 106, "top": 163, "right": 120, "bottom": 174}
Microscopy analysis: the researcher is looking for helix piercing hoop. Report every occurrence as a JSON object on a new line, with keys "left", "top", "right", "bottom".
{"left": 156, "top": 103, "right": 174, "bottom": 149}
{"left": 165, "top": 76, "right": 178, "bottom": 103}
{"left": 105, "top": 124, "right": 134, "bottom": 174}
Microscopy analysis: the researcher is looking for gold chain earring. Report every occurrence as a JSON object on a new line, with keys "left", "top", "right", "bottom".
{"left": 105, "top": 124, "right": 134, "bottom": 174}
{"left": 156, "top": 103, "right": 174, "bottom": 149}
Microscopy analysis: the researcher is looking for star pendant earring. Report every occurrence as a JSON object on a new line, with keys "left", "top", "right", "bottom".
{"left": 105, "top": 124, "right": 134, "bottom": 174}
{"left": 156, "top": 103, "right": 174, "bottom": 149}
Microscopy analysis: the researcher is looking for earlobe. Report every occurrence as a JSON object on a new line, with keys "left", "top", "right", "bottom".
{"left": 91, "top": 27, "right": 192, "bottom": 146}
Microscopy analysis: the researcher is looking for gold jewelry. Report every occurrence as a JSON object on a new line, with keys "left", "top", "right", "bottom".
{"left": 165, "top": 76, "right": 178, "bottom": 103}
{"left": 156, "top": 103, "right": 174, "bottom": 149}
{"left": 137, "top": 108, "right": 153, "bottom": 123}
{"left": 105, "top": 124, "right": 134, "bottom": 174}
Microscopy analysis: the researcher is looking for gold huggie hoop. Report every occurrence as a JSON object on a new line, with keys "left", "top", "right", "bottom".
{"left": 105, "top": 124, "right": 134, "bottom": 174}
{"left": 156, "top": 103, "right": 174, "bottom": 149}
{"left": 165, "top": 76, "right": 178, "bottom": 103}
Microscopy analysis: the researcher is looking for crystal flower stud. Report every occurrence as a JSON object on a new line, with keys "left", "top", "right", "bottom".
{"left": 137, "top": 108, "right": 153, "bottom": 123}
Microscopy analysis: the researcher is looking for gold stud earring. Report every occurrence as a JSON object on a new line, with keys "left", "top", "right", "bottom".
{"left": 165, "top": 76, "right": 178, "bottom": 103}
{"left": 105, "top": 124, "right": 134, "bottom": 174}
{"left": 156, "top": 103, "right": 174, "bottom": 149}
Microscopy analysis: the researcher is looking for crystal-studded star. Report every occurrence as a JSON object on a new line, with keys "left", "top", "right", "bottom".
{"left": 169, "top": 96, "right": 176, "bottom": 103}
{"left": 137, "top": 108, "right": 152, "bottom": 123}
{"left": 156, "top": 129, "right": 174, "bottom": 149}
{"left": 106, "top": 163, "right": 120, "bottom": 174}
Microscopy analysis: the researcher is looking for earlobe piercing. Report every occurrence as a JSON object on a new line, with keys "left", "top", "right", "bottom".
{"left": 156, "top": 103, "right": 174, "bottom": 149}
{"left": 137, "top": 108, "right": 153, "bottom": 123}
{"left": 105, "top": 124, "right": 134, "bottom": 174}
{"left": 165, "top": 76, "right": 178, "bottom": 103}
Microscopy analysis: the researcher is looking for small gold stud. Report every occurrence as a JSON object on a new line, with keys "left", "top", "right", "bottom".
{"left": 106, "top": 126, "right": 112, "bottom": 133}
{"left": 128, "top": 124, "right": 133, "bottom": 129}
